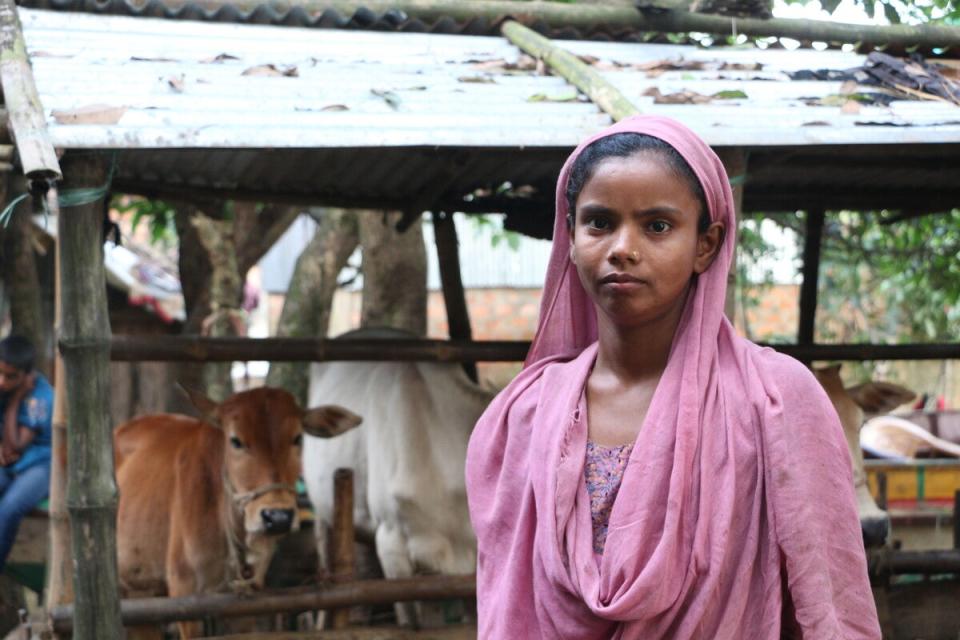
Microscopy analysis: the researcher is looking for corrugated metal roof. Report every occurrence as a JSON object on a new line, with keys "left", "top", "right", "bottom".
{"left": 17, "top": 8, "right": 960, "bottom": 230}
{"left": 23, "top": 9, "right": 960, "bottom": 149}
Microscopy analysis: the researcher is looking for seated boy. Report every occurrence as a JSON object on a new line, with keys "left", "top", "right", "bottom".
{"left": 0, "top": 335, "right": 53, "bottom": 573}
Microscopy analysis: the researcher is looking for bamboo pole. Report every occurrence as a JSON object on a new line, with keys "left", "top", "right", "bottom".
{"left": 501, "top": 20, "right": 640, "bottom": 122}
{"left": 330, "top": 468, "right": 355, "bottom": 630}
{"left": 432, "top": 212, "right": 477, "bottom": 383}
{"left": 48, "top": 575, "right": 478, "bottom": 633}
{"left": 138, "top": 0, "right": 960, "bottom": 50}
{"left": 57, "top": 152, "right": 122, "bottom": 640}
{"left": 108, "top": 335, "right": 960, "bottom": 363}
{"left": 0, "top": 0, "right": 60, "bottom": 180}
{"left": 45, "top": 186, "right": 73, "bottom": 613}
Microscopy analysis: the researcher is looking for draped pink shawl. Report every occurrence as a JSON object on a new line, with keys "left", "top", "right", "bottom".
{"left": 465, "top": 116, "right": 880, "bottom": 639}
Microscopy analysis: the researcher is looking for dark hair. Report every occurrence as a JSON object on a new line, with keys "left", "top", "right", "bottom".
{"left": 0, "top": 335, "right": 35, "bottom": 373}
{"left": 565, "top": 133, "right": 710, "bottom": 233}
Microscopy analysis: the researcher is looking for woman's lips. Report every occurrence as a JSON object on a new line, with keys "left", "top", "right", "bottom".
{"left": 599, "top": 273, "right": 646, "bottom": 291}
{"left": 600, "top": 273, "right": 643, "bottom": 285}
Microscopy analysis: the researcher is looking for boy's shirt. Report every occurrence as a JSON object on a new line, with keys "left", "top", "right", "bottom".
{"left": 0, "top": 372, "right": 53, "bottom": 473}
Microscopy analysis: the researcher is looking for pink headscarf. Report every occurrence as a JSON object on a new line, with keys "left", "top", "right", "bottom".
{"left": 466, "top": 116, "right": 879, "bottom": 639}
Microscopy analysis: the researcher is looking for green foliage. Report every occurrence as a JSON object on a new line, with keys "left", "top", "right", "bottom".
{"left": 822, "top": 209, "right": 959, "bottom": 342}
{"left": 469, "top": 214, "right": 522, "bottom": 251}
{"left": 111, "top": 195, "right": 178, "bottom": 246}
{"left": 737, "top": 209, "right": 959, "bottom": 361}
{"left": 780, "top": 0, "right": 959, "bottom": 26}
{"left": 759, "top": 209, "right": 960, "bottom": 344}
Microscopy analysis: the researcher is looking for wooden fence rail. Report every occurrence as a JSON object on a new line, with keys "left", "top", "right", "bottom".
{"left": 48, "top": 574, "right": 477, "bottom": 634}
{"left": 106, "top": 336, "right": 960, "bottom": 363}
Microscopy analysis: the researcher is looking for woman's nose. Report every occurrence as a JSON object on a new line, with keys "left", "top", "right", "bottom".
{"left": 608, "top": 230, "right": 640, "bottom": 265}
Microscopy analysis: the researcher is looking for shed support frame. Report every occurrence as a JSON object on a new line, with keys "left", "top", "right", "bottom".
{"left": 57, "top": 151, "right": 122, "bottom": 640}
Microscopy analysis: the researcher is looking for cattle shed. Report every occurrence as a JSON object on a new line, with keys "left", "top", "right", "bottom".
{"left": 3, "top": 1, "right": 960, "bottom": 638}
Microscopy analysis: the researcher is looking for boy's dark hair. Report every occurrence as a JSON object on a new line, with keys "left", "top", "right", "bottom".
{"left": 0, "top": 335, "right": 35, "bottom": 373}
{"left": 565, "top": 133, "right": 710, "bottom": 233}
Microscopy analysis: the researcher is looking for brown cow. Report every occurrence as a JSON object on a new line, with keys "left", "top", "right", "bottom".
{"left": 813, "top": 364, "right": 914, "bottom": 548}
{"left": 115, "top": 386, "right": 361, "bottom": 638}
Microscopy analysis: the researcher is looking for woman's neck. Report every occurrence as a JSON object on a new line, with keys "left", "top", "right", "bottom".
{"left": 594, "top": 291, "right": 688, "bottom": 384}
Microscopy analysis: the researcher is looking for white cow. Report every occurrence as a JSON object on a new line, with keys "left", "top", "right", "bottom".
{"left": 303, "top": 328, "right": 494, "bottom": 627}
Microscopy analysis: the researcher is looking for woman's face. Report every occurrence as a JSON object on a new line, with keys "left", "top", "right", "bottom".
{"left": 569, "top": 151, "right": 721, "bottom": 330}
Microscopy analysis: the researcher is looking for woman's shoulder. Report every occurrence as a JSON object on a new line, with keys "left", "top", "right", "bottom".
{"left": 724, "top": 338, "right": 837, "bottom": 430}
{"left": 738, "top": 339, "right": 824, "bottom": 395}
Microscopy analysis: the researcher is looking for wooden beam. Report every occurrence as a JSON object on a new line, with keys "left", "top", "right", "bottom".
{"left": 797, "top": 209, "right": 825, "bottom": 350}
{"left": 57, "top": 152, "right": 122, "bottom": 639}
{"left": 106, "top": 336, "right": 960, "bottom": 363}
{"left": 82, "top": 0, "right": 960, "bottom": 50}
{"left": 869, "top": 548, "right": 960, "bottom": 575}
{"left": 109, "top": 336, "right": 532, "bottom": 363}
{"left": 0, "top": 0, "right": 60, "bottom": 180}
{"left": 48, "top": 575, "right": 477, "bottom": 633}
{"left": 433, "top": 212, "right": 477, "bottom": 382}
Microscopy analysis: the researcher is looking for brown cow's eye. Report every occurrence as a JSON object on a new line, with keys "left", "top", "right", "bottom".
{"left": 293, "top": 434, "right": 303, "bottom": 447}
{"left": 229, "top": 436, "right": 244, "bottom": 450}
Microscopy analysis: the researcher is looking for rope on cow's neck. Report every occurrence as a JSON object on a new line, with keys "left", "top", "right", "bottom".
{"left": 220, "top": 467, "right": 298, "bottom": 593}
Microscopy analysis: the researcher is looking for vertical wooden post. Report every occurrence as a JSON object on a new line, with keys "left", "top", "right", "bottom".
{"left": 46, "top": 186, "right": 73, "bottom": 612}
{"left": 715, "top": 148, "right": 747, "bottom": 323}
{"left": 797, "top": 209, "right": 825, "bottom": 356}
{"left": 432, "top": 212, "right": 477, "bottom": 383}
{"left": 876, "top": 471, "right": 888, "bottom": 511}
{"left": 953, "top": 490, "right": 959, "bottom": 550}
{"left": 330, "top": 468, "right": 355, "bottom": 629}
{"left": 57, "top": 152, "right": 122, "bottom": 640}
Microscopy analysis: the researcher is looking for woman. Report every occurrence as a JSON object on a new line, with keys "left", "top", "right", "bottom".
{"left": 466, "top": 115, "right": 879, "bottom": 639}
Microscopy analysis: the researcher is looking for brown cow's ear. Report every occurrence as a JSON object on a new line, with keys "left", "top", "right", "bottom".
{"left": 178, "top": 383, "right": 220, "bottom": 425}
{"left": 302, "top": 405, "right": 362, "bottom": 438}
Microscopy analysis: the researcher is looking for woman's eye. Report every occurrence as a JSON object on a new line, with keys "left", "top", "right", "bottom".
{"left": 229, "top": 436, "right": 244, "bottom": 450}
{"left": 649, "top": 220, "right": 671, "bottom": 234}
{"left": 585, "top": 216, "right": 610, "bottom": 230}
{"left": 292, "top": 434, "right": 303, "bottom": 447}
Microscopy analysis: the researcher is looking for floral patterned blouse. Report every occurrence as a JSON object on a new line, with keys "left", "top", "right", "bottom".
{"left": 584, "top": 440, "right": 634, "bottom": 555}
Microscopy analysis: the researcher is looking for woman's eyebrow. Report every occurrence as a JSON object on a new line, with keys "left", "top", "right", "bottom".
{"left": 577, "top": 203, "right": 615, "bottom": 216}
{"left": 634, "top": 206, "right": 684, "bottom": 217}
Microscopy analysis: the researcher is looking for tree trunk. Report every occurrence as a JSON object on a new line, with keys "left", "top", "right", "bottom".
{"left": 266, "top": 209, "right": 358, "bottom": 406}
{"left": 168, "top": 205, "right": 211, "bottom": 412}
{"left": 58, "top": 151, "right": 122, "bottom": 640}
{"left": 169, "top": 205, "right": 298, "bottom": 410}
{"left": 359, "top": 211, "right": 427, "bottom": 337}
{"left": 191, "top": 214, "right": 242, "bottom": 402}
